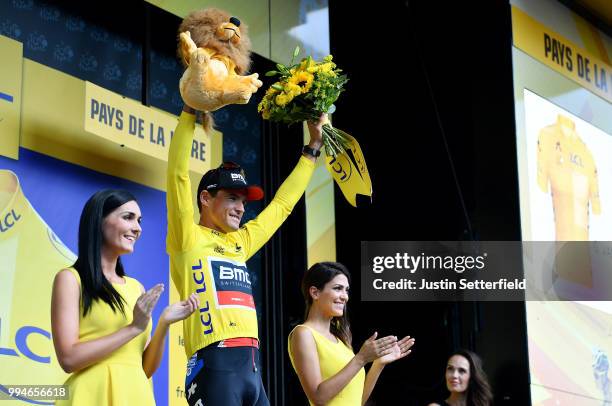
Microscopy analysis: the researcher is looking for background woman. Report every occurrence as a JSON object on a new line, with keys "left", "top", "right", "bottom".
{"left": 289, "top": 261, "right": 415, "bottom": 405}
{"left": 428, "top": 349, "right": 493, "bottom": 406}
{"left": 51, "top": 189, "right": 198, "bottom": 405}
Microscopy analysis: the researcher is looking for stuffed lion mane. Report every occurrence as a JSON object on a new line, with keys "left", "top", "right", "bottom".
{"left": 178, "top": 8, "right": 263, "bottom": 131}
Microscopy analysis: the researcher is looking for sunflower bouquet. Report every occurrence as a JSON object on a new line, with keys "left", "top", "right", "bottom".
{"left": 258, "top": 47, "right": 372, "bottom": 207}
{"left": 257, "top": 48, "right": 350, "bottom": 157}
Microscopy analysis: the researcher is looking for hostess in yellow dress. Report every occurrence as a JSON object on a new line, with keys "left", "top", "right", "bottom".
{"left": 56, "top": 268, "right": 154, "bottom": 406}
{"left": 288, "top": 324, "right": 365, "bottom": 406}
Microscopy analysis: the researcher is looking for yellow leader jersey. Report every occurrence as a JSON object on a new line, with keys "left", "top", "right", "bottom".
{"left": 537, "top": 115, "right": 601, "bottom": 241}
{"left": 0, "top": 170, "right": 75, "bottom": 394}
{"left": 167, "top": 112, "right": 314, "bottom": 357}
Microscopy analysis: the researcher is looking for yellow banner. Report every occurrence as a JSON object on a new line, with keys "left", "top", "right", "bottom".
{"left": 512, "top": 6, "right": 612, "bottom": 103}
{"left": 85, "top": 82, "right": 210, "bottom": 174}
{"left": 0, "top": 35, "right": 23, "bottom": 160}
{"left": 325, "top": 131, "right": 372, "bottom": 208}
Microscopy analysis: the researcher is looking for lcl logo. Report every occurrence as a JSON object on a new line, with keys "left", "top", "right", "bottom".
{"left": 0, "top": 319, "right": 51, "bottom": 364}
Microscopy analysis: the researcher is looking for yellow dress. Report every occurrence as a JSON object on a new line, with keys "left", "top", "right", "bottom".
{"left": 56, "top": 268, "right": 154, "bottom": 406}
{"left": 288, "top": 324, "right": 365, "bottom": 406}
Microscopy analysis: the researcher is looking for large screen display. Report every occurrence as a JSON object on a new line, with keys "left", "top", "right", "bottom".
{"left": 512, "top": 0, "right": 612, "bottom": 404}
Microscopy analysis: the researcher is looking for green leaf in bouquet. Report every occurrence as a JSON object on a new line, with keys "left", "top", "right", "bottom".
{"left": 271, "top": 84, "right": 284, "bottom": 91}
{"left": 265, "top": 70, "right": 279, "bottom": 77}
{"left": 276, "top": 63, "right": 287, "bottom": 72}
{"left": 290, "top": 45, "right": 300, "bottom": 65}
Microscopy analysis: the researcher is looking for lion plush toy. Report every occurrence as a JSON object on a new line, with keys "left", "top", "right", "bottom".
{"left": 178, "top": 8, "right": 263, "bottom": 131}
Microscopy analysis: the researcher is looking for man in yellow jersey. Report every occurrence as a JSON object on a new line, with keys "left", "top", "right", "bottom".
{"left": 167, "top": 104, "right": 323, "bottom": 406}
{"left": 0, "top": 170, "right": 75, "bottom": 399}
{"left": 537, "top": 114, "right": 601, "bottom": 288}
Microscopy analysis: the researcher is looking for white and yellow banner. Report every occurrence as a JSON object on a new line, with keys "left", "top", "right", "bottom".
{"left": 512, "top": 6, "right": 612, "bottom": 104}
{"left": 85, "top": 82, "right": 211, "bottom": 175}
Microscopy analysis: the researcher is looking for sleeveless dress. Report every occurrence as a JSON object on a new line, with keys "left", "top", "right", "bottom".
{"left": 56, "top": 268, "right": 154, "bottom": 406}
{"left": 288, "top": 324, "right": 365, "bottom": 405}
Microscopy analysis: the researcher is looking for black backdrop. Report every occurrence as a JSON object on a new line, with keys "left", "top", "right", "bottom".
{"left": 323, "top": 1, "right": 530, "bottom": 405}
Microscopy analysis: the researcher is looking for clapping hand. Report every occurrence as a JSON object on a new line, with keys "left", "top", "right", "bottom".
{"left": 376, "top": 336, "right": 415, "bottom": 365}
{"left": 132, "top": 284, "right": 164, "bottom": 331}
{"left": 356, "top": 332, "right": 398, "bottom": 365}
{"left": 161, "top": 293, "right": 200, "bottom": 325}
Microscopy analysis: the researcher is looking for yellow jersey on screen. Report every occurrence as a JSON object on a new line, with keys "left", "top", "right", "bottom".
{"left": 537, "top": 115, "right": 601, "bottom": 241}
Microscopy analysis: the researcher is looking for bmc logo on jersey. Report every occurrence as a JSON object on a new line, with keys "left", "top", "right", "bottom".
{"left": 208, "top": 258, "right": 255, "bottom": 310}
{"left": 219, "top": 266, "right": 251, "bottom": 284}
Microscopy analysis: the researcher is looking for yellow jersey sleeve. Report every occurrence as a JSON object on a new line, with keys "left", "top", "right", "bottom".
{"left": 537, "top": 129, "right": 549, "bottom": 193}
{"left": 236, "top": 156, "right": 315, "bottom": 259}
{"left": 166, "top": 111, "right": 198, "bottom": 253}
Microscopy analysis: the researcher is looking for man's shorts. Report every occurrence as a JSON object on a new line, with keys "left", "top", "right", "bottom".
{"left": 185, "top": 344, "right": 270, "bottom": 406}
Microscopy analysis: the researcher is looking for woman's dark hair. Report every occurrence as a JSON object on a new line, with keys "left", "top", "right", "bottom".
{"left": 73, "top": 189, "right": 137, "bottom": 316}
{"left": 301, "top": 262, "right": 352, "bottom": 348}
{"left": 447, "top": 349, "right": 493, "bottom": 406}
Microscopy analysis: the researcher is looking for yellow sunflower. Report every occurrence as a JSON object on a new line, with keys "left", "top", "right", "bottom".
{"left": 288, "top": 71, "right": 314, "bottom": 93}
